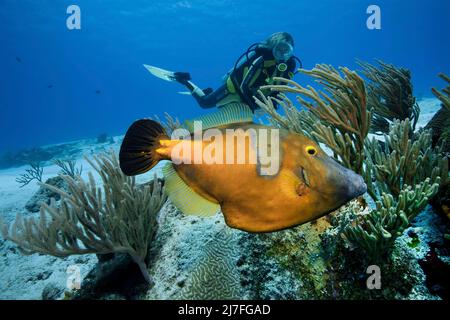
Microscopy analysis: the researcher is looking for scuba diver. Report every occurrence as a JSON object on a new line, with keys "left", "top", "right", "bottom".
{"left": 144, "top": 32, "right": 301, "bottom": 112}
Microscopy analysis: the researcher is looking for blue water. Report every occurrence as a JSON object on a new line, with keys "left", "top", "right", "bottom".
{"left": 1, "top": 0, "right": 449, "bottom": 154}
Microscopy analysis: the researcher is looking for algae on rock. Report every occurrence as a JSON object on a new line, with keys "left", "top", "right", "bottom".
{"left": 1, "top": 152, "right": 167, "bottom": 284}
{"left": 238, "top": 218, "right": 331, "bottom": 299}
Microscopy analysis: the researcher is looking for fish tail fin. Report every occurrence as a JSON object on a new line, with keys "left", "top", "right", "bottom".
{"left": 119, "top": 119, "right": 170, "bottom": 176}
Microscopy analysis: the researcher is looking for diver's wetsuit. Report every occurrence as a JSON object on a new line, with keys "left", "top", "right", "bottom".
{"left": 179, "top": 47, "right": 297, "bottom": 111}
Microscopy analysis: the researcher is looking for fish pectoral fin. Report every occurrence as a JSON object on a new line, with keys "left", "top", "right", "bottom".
{"left": 278, "top": 169, "right": 304, "bottom": 198}
{"left": 162, "top": 163, "right": 220, "bottom": 217}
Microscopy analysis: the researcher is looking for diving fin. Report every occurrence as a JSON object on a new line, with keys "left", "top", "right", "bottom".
{"left": 119, "top": 119, "right": 169, "bottom": 176}
{"left": 143, "top": 64, "right": 177, "bottom": 82}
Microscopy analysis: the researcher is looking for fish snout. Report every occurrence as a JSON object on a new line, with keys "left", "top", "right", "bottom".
{"left": 344, "top": 170, "right": 367, "bottom": 199}
{"left": 322, "top": 158, "right": 367, "bottom": 201}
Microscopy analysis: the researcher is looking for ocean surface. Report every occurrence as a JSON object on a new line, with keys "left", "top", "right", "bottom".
{"left": 1, "top": 0, "right": 449, "bottom": 153}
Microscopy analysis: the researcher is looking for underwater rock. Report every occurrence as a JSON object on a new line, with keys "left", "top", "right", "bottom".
{"left": 41, "top": 282, "right": 64, "bottom": 300}
{"left": 25, "top": 176, "right": 67, "bottom": 213}
{"left": 146, "top": 202, "right": 245, "bottom": 300}
{"left": 144, "top": 200, "right": 447, "bottom": 300}
{"left": 419, "top": 244, "right": 450, "bottom": 300}
{"left": 238, "top": 217, "right": 330, "bottom": 299}
{"left": 176, "top": 227, "right": 243, "bottom": 299}
{"left": 72, "top": 253, "right": 149, "bottom": 300}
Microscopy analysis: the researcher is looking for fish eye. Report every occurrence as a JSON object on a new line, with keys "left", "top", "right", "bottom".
{"left": 306, "top": 146, "right": 317, "bottom": 156}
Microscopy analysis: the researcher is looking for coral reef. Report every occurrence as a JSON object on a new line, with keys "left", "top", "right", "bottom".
{"left": 1, "top": 66, "right": 448, "bottom": 301}
{"left": 358, "top": 60, "right": 420, "bottom": 134}
{"left": 1, "top": 152, "right": 166, "bottom": 284}
{"left": 256, "top": 64, "right": 448, "bottom": 273}
{"left": 319, "top": 203, "right": 444, "bottom": 300}
{"left": 255, "top": 64, "right": 370, "bottom": 175}
{"left": 344, "top": 179, "right": 439, "bottom": 262}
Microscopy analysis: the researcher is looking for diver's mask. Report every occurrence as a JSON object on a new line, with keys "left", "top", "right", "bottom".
{"left": 272, "top": 41, "right": 294, "bottom": 63}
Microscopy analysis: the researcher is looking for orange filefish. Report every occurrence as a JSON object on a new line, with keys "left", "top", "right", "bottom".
{"left": 119, "top": 103, "right": 366, "bottom": 233}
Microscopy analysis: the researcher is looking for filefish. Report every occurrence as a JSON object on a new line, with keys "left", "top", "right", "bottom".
{"left": 119, "top": 103, "right": 366, "bottom": 233}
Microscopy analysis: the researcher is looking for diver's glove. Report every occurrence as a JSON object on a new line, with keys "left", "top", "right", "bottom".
{"left": 172, "top": 72, "right": 191, "bottom": 85}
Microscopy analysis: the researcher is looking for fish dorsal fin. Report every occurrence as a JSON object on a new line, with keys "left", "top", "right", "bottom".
{"left": 162, "top": 163, "right": 220, "bottom": 217}
{"left": 184, "top": 102, "right": 254, "bottom": 133}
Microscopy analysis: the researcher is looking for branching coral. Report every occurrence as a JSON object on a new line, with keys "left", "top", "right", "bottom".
{"left": 364, "top": 119, "right": 448, "bottom": 200}
{"left": 254, "top": 64, "right": 371, "bottom": 175}
{"left": 344, "top": 178, "right": 440, "bottom": 262}
{"left": 15, "top": 162, "right": 44, "bottom": 187}
{"left": 358, "top": 60, "right": 420, "bottom": 134}
{"left": 1, "top": 153, "right": 167, "bottom": 284}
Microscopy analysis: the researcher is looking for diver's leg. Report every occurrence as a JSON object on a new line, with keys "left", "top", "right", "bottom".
{"left": 173, "top": 72, "right": 208, "bottom": 97}
{"left": 173, "top": 72, "right": 228, "bottom": 109}
{"left": 192, "top": 84, "right": 229, "bottom": 109}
